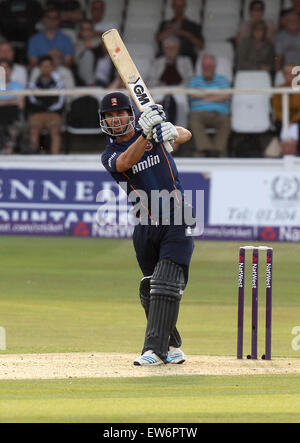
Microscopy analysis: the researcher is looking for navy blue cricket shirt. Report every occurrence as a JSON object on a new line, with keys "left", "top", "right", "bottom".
{"left": 101, "top": 129, "right": 185, "bottom": 223}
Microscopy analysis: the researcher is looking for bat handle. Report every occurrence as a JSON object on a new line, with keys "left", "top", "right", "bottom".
{"left": 164, "top": 141, "right": 173, "bottom": 153}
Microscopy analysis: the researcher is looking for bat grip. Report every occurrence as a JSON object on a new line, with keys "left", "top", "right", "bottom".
{"left": 164, "top": 140, "right": 173, "bottom": 153}
{"left": 152, "top": 124, "right": 173, "bottom": 153}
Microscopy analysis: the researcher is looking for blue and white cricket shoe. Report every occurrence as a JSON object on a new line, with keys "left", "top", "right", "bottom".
{"left": 167, "top": 346, "right": 186, "bottom": 364}
{"left": 133, "top": 350, "right": 164, "bottom": 366}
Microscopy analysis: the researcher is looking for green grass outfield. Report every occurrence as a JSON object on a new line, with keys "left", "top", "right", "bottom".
{"left": 1, "top": 236, "right": 300, "bottom": 423}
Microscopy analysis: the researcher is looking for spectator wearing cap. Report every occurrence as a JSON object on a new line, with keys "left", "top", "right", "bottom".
{"left": 237, "top": 0, "right": 276, "bottom": 45}
{"left": 28, "top": 55, "right": 65, "bottom": 154}
{"left": 0, "top": 42, "right": 27, "bottom": 87}
{"left": 0, "top": 59, "right": 24, "bottom": 154}
{"left": 28, "top": 7, "right": 74, "bottom": 68}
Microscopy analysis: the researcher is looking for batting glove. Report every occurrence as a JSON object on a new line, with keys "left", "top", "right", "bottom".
{"left": 152, "top": 122, "right": 179, "bottom": 144}
{"left": 138, "top": 105, "right": 166, "bottom": 139}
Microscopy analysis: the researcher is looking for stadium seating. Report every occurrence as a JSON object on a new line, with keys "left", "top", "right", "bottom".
{"left": 231, "top": 70, "right": 272, "bottom": 133}
{"left": 282, "top": 0, "right": 293, "bottom": 9}
{"left": 123, "top": 0, "right": 164, "bottom": 45}
{"left": 102, "top": 0, "right": 126, "bottom": 30}
{"left": 9, "top": 0, "right": 295, "bottom": 156}
{"left": 203, "top": 41, "right": 235, "bottom": 63}
{"left": 64, "top": 96, "right": 102, "bottom": 153}
{"left": 126, "top": 0, "right": 164, "bottom": 17}
{"left": 274, "top": 70, "right": 285, "bottom": 86}
{"left": 132, "top": 54, "right": 155, "bottom": 79}
{"left": 123, "top": 41, "right": 156, "bottom": 77}
{"left": 203, "top": 0, "right": 242, "bottom": 41}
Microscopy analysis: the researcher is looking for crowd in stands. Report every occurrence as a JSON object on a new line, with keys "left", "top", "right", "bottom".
{"left": 0, "top": 0, "right": 300, "bottom": 157}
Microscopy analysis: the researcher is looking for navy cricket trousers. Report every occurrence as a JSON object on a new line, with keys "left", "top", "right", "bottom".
{"left": 132, "top": 223, "right": 195, "bottom": 285}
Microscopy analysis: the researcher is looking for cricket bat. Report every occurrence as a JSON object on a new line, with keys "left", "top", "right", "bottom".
{"left": 102, "top": 28, "right": 173, "bottom": 153}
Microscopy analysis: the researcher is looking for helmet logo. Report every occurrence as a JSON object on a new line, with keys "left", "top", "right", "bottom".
{"left": 111, "top": 98, "right": 118, "bottom": 106}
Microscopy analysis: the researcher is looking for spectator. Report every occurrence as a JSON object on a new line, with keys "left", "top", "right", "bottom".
{"left": 0, "top": 59, "right": 24, "bottom": 154}
{"left": 94, "top": 52, "right": 114, "bottom": 87}
{"left": 156, "top": 0, "right": 204, "bottom": 67}
{"left": 29, "top": 48, "right": 75, "bottom": 108}
{"left": 188, "top": 54, "right": 231, "bottom": 157}
{"left": 278, "top": 8, "right": 293, "bottom": 32}
{"left": 237, "top": 20, "right": 275, "bottom": 73}
{"left": 28, "top": 7, "right": 74, "bottom": 69}
{"left": 291, "top": 0, "right": 300, "bottom": 16}
{"left": 237, "top": 1, "right": 276, "bottom": 45}
{"left": 74, "top": 19, "right": 103, "bottom": 86}
{"left": 59, "top": 0, "right": 85, "bottom": 44}
{"left": 272, "top": 63, "right": 300, "bottom": 156}
{"left": 275, "top": 11, "right": 300, "bottom": 71}
{"left": 0, "top": 42, "right": 27, "bottom": 87}
{"left": 90, "top": 0, "right": 115, "bottom": 37}
{"left": 0, "top": 0, "right": 43, "bottom": 44}
{"left": 147, "top": 36, "right": 194, "bottom": 127}
{"left": 28, "top": 56, "right": 65, "bottom": 155}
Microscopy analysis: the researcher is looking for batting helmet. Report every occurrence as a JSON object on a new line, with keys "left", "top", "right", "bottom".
{"left": 99, "top": 92, "right": 135, "bottom": 137}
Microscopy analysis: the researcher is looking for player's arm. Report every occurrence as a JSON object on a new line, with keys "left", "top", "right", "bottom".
{"left": 116, "top": 105, "right": 165, "bottom": 172}
{"left": 116, "top": 136, "right": 149, "bottom": 172}
{"left": 175, "top": 126, "right": 192, "bottom": 144}
{"left": 170, "top": 126, "right": 192, "bottom": 153}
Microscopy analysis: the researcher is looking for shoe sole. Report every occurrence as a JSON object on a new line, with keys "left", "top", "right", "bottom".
{"left": 167, "top": 355, "right": 186, "bottom": 364}
{"left": 133, "top": 361, "right": 164, "bottom": 366}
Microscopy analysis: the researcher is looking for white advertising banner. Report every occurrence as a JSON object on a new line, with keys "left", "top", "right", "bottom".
{"left": 209, "top": 171, "right": 300, "bottom": 227}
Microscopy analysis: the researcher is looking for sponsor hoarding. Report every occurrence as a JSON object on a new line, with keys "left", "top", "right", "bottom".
{"left": 1, "top": 163, "right": 300, "bottom": 242}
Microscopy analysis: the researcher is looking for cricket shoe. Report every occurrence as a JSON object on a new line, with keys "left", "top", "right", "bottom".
{"left": 167, "top": 346, "right": 186, "bottom": 364}
{"left": 133, "top": 350, "right": 164, "bottom": 366}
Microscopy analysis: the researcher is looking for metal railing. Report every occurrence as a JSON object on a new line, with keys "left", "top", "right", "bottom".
{"left": 0, "top": 85, "right": 298, "bottom": 141}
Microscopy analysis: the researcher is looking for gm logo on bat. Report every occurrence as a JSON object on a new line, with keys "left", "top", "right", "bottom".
{"left": 128, "top": 77, "right": 151, "bottom": 107}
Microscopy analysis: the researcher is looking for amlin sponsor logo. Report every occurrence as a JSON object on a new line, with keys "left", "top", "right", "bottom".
{"left": 132, "top": 155, "right": 160, "bottom": 174}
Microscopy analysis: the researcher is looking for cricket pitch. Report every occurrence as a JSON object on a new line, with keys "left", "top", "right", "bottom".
{"left": 0, "top": 353, "right": 300, "bottom": 379}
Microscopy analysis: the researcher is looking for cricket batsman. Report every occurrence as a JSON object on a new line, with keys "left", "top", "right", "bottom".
{"left": 100, "top": 91, "right": 195, "bottom": 366}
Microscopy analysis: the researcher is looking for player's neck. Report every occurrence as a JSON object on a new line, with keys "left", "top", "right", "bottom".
{"left": 115, "top": 128, "right": 136, "bottom": 143}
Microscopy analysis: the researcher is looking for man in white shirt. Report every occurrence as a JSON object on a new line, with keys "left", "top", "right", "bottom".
{"left": 89, "top": 0, "right": 116, "bottom": 36}
{"left": 0, "top": 41, "right": 27, "bottom": 87}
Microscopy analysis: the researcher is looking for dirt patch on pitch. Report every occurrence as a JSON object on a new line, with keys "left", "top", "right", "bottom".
{"left": 1, "top": 353, "right": 300, "bottom": 380}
